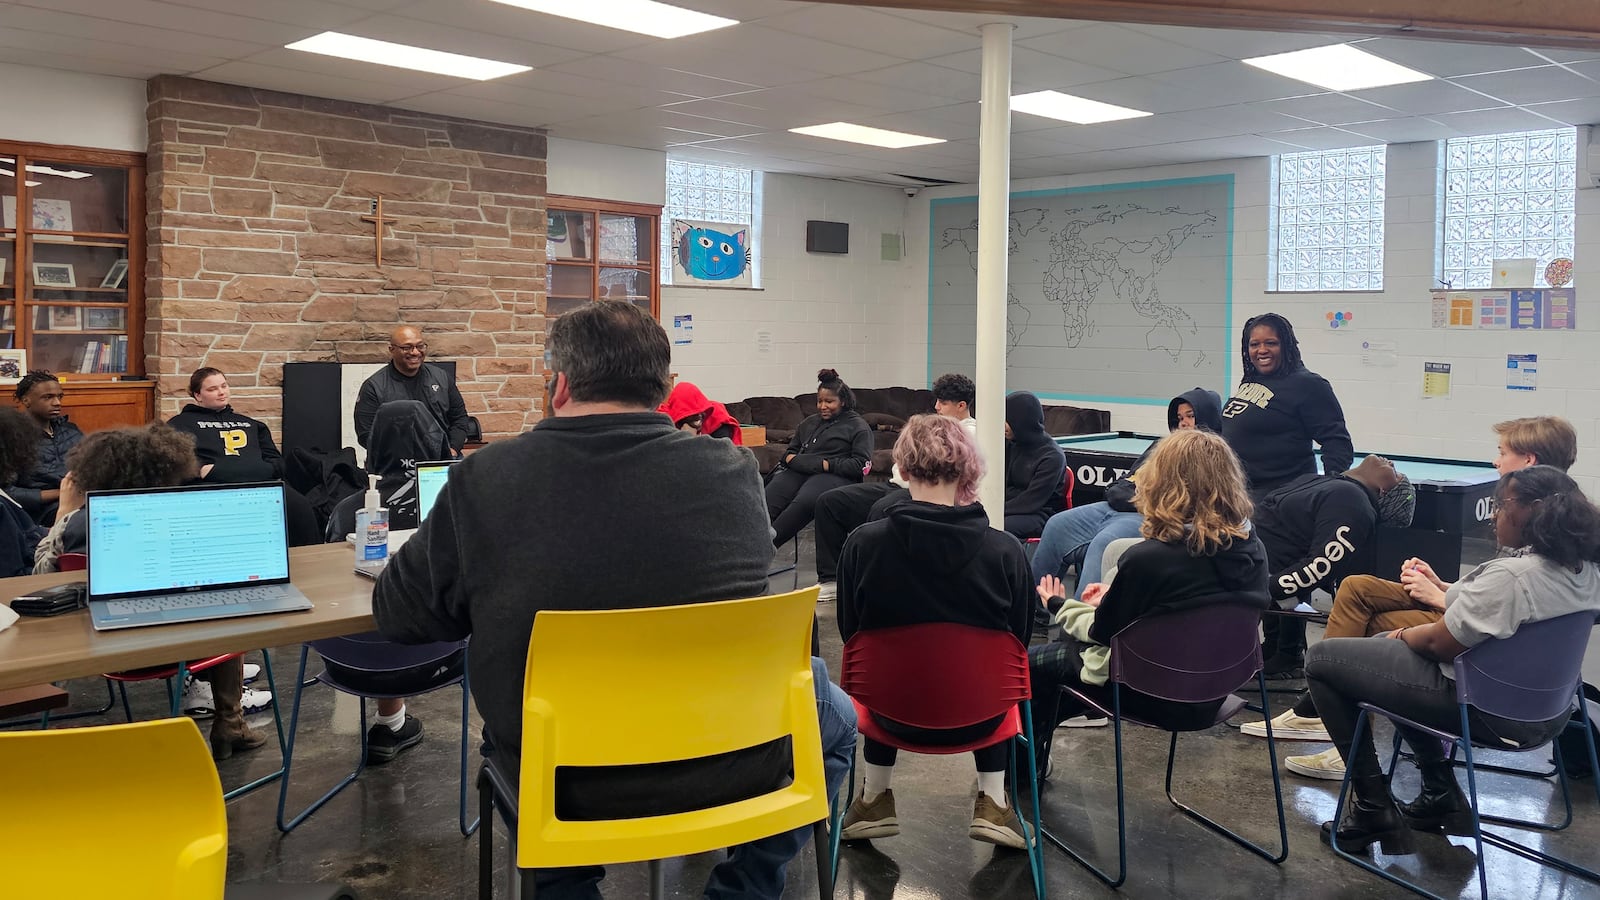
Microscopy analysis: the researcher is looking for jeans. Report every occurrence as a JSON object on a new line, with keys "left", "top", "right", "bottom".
{"left": 534, "top": 657, "right": 858, "bottom": 900}
{"left": 813, "top": 483, "right": 905, "bottom": 582}
{"left": 767, "top": 470, "right": 855, "bottom": 548}
{"left": 1305, "top": 637, "right": 1567, "bottom": 781}
{"left": 1029, "top": 503, "right": 1143, "bottom": 598}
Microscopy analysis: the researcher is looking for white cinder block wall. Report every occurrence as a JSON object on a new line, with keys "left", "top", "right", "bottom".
{"left": 908, "top": 140, "right": 1600, "bottom": 496}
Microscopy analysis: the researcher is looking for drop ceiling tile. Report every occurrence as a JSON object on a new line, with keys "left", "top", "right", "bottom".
{"left": 197, "top": 60, "right": 413, "bottom": 104}
{"left": 1263, "top": 125, "right": 1381, "bottom": 151}
{"left": 874, "top": 9, "right": 1093, "bottom": 41}
{"left": 1430, "top": 105, "right": 1572, "bottom": 136}
{"left": 1041, "top": 113, "right": 1233, "bottom": 152}
{"left": 1121, "top": 24, "right": 1346, "bottom": 59}
{"left": 1151, "top": 62, "right": 1326, "bottom": 105}
{"left": 1063, "top": 75, "right": 1222, "bottom": 115}
{"left": 1168, "top": 103, "right": 1317, "bottom": 134}
{"left": 1052, "top": 148, "right": 1171, "bottom": 174}
{"left": 512, "top": 69, "right": 686, "bottom": 106}
{"left": 1008, "top": 128, "right": 1093, "bottom": 158}
{"left": 546, "top": 55, "right": 765, "bottom": 96}
{"left": 787, "top": 76, "right": 962, "bottom": 114}
{"left": 1255, "top": 92, "right": 1394, "bottom": 127}
{"left": 1527, "top": 47, "right": 1600, "bottom": 65}
{"left": 398, "top": 92, "right": 551, "bottom": 128}
{"left": 1153, "top": 135, "right": 1304, "bottom": 162}
{"left": 1523, "top": 97, "right": 1600, "bottom": 126}
{"left": 16, "top": 0, "right": 317, "bottom": 44}
{"left": 0, "top": 44, "right": 166, "bottom": 79}
{"left": 388, "top": 0, "right": 658, "bottom": 55}
{"left": 428, "top": 80, "right": 639, "bottom": 118}
{"left": 924, "top": 46, "right": 1122, "bottom": 92}
{"left": 1450, "top": 65, "right": 1600, "bottom": 106}
{"left": 1338, "top": 116, "right": 1460, "bottom": 143}
{"left": 1358, "top": 37, "right": 1547, "bottom": 79}
{"left": 1355, "top": 80, "right": 1508, "bottom": 115}
{"left": 0, "top": 25, "right": 228, "bottom": 73}
{"left": 850, "top": 61, "right": 978, "bottom": 101}
{"left": 242, "top": 46, "right": 475, "bottom": 95}
{"left": 614, "top": 24, "right": 892, "bottom": 79}
{"left": 0, "top": 5, "right": 268, "bottom": 57}
{"left": 1017, "top": 23, "right": 1228, "bottom": 77}
{"left": 760, "top": 5, "right": 975, "bottom": 59}
{"left": 149, "top": 0, "right": 384, "bottom": 28}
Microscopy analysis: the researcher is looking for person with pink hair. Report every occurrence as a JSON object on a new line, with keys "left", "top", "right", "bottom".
{"left": 835, "top": 414, "right": 1036, "bottom": 850}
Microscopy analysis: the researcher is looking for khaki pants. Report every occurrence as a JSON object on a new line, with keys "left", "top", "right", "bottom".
{"left": 1326, "top": 574, "right": 1441, "bottom": 639}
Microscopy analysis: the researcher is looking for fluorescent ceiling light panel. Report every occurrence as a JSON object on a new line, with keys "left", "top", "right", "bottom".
{"left": 1243, "top": 43, "right": 1432, "bottom": 91}
{"left": 285, "top": 32, "right": 531, "bottom": 80}
{"left": 789, "top": 122, "right": 944, "bottom": 149}
{"left": 487, "top": 0, "right": 737, "bottom": 39}
{"left": 1012, "top": 90, "right": 1151, "bottom": 124}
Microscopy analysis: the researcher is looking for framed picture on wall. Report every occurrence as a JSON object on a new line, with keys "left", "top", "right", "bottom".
{"left": 101, "top": 259, "right": 128, "bottom": 289}
{"left": 3, "top": 196, "right": 74, "bottom": 242}
{"left": 83, "top": 307, "right": 124, "bottom": 331}
{"left": 0, "top": 348, "right": 24, "bottom": 384}
{"left": 39, "top": 305, "right": 81, "bottom": 331}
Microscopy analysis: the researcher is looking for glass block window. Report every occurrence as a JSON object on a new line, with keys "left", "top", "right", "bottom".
{"left": 662, "top": 159, "right": 759, "bottom": 285}
{"left": 1441, "top": 128, "right": 1576, "bottom": 289}
{"left": 1270, "top": 146, "right": 1387, "bottom": 291}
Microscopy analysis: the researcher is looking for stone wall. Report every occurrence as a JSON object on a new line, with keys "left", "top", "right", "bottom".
{"left": 145, "top": 75, "right": 546, "bottom": 437}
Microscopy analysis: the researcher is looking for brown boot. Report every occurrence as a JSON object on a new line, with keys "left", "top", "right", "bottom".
{"left": 207, "top": 657, "right": 266, "bottom": 760}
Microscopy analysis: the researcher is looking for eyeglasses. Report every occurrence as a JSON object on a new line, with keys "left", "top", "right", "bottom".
{"left": 1486, "top": 497, "right": 1522, "bottom": 516}
{"left": 390, "top": 342, "right": 427, "bottom": 353}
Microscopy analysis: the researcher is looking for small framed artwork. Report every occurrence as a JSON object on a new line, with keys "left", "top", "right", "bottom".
{"left": 83, "top": 306, "right": 124, "bottom": 331}
{"left": 1, "top": 305, "right": 13, "bottom": 330}
{"left": 32, "top": 262, "right": 75, "bottom": 288}
{"left": 0, "top": 258, "right": 7, "bottom": 285}
{"left": 0, "top": 348, "right": 23, "bottom": 383}
{"left": 101, "top": 259, "right": 128, "bottom": 289}
{"left": 42, "top": 305, "right": 82, "bottom": 331}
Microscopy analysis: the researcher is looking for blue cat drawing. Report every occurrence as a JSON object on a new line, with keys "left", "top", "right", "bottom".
{"left": 674, "top": 222, "right": 750, "bottom": 281}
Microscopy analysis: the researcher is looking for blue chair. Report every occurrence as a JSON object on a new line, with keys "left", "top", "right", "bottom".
{"left": 1329, "top": 610, "right": 1600, "bottom": 900}
{"left": 276, "top": 633, "right": 478, "bottom": 836}
{"left": 1041, "top": 603, "right": 1289, "bottom": 888}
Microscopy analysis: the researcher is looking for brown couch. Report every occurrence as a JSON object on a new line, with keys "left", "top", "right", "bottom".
{"left": 734, "top": 388, "right": 1109, "bottom": 477}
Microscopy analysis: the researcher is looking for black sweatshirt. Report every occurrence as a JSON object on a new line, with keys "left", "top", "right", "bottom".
{"left": 781, "top": 409, "right": 872, "bottom": 479}
{"left": 1003, "top": 392, "right": 1067, "bottom": 530}
{"left": 166, "top": 404, "right": 284, "bottom": 483}
{"left": 372, "top": 412, "right": 774, "bottom": 778}
{"left": 1252, "top": 473, "right": 1381, "bottom": 604}
{"left": 1087, "top": 532, "right": 1271, "bottom": 647}
{"left": 10, "top": 416, "right": 83, "bottom": 517}
{"left": 354, "top": 362, "right": 470, "bottom": 452}
{"left": 1221, "top": 367, "right": 1353, "bottom": 496}
{"left": 837, "top": 500, "right": 1034, "bottom": 647}
{"left": 1104, "top": 388, "right": 1222, "bottom": 513}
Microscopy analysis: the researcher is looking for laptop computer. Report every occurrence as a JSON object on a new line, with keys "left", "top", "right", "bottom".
{"left": 86, "top": 482, "right": 313, "bottom": 631}
{"left": 353, "top": 459, "right": 459, "bottom": 579}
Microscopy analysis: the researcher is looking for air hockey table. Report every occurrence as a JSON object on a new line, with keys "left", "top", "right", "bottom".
{"left": 1055, "top": 431, "right": 1501, "bottom": 577}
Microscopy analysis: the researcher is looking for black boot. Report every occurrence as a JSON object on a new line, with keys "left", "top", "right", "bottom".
{"left": 1321, "top": 774, "right": 1416, "bottom": 854}
{"left": 1399, "top": 760, "right": 1475, "bottom": 836}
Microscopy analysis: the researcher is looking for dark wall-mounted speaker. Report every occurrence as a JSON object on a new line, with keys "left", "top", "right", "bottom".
{"left": 806, "top": 220, "right": 849, "bottom": 254}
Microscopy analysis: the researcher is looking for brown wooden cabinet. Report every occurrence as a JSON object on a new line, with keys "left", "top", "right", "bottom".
{"left": 546, "top": 195, "right": 660, "bottom": 320}
{"left": 0, "top": 140, "right": 148, "bottom": 428}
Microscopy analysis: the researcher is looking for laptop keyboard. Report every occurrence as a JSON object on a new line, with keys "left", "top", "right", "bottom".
{"left": 104, "top": 586, "right": 286, "bottom": 616}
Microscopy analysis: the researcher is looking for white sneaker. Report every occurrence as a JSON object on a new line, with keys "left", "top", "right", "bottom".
{"left": 242, "top": 663, "right": 261, "bottom": 683}
{"left": 1241, "top": 709, "right": 1329, "bottom": 741}
{"left": 816, "top": 581, "right": 837, "bottom": 603}
{"left": 181, "top": 676, "right": 215, "bottom": 719}
{"left": 241, "top": 687, "right": 274, "bottom": 715}
{"left": 1063, "top": 714, "right": 1109, "bottom": 728}
{"left": 1285, "top": 746, "right": 1346, "bottom": 780}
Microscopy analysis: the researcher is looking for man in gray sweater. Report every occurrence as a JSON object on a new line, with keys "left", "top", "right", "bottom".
{"left": 372, "top": 300, "right": 855, "bottom": 899}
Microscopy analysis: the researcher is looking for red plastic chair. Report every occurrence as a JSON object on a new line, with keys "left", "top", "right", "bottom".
{"left": 834, "top": 623, "right": 1045, "bottom": 899}
{"left": 57, "top": 552, "right": 87, "bottom": 571}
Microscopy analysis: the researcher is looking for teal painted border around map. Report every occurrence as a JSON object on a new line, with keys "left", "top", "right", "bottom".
{"left": 925, "top": 173, "right": 1235, "bottom": 407}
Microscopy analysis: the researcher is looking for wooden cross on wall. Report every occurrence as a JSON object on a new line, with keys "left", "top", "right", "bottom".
{"left": 360, "top": 196, "right": 398, "bottom": 267}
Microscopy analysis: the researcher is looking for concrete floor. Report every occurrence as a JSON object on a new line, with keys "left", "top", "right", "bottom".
{"left": 19, "top": 530, "right": 1600, "bottom": 899}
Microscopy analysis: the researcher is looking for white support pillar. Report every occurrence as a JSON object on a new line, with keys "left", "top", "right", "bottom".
{"left": 975, "top": 22, "right": 1014, "bottom": 529}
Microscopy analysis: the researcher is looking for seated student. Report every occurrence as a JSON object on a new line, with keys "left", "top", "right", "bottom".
{"left": 166, "top": 367, "right": 319, "bottom": 546}
{"left": 659, "top": 381, "right": 743, "bottom": 444}
{"left": 9, "top": 371, "right": 83, "bottom": 525}
{"left": 1027, "top": 429, "right": 1270, "bottom": 782}
{"left": 1307, "top": 466, "right": 1600, "bottom": 854}
{"left": 1248, "top": 415, "right": 1577, "bottom": 781}
{"left": 1031, "top": 388, "right": 1220, "bottom": 598}
{"left": 30, "top": 424, "right": 272, "bottom": 759}
{"left": 766, "top": 368, "right": 873, "bottom": 549}
{"left": 836, "top": 414, "right": 1034, "bottom": 849}
{"left": 1003, "top": 391, "right": 1067, "bottom": 541}
{"left": 812, "top": 372, "right": 978, "bottom": 602}
{"left": 0, "top": 408, "right": 49, "bottom": 577}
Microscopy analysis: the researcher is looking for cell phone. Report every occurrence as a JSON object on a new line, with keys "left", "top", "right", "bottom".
{"left": 11, "top": 581, "right": 87, "bottom": 617}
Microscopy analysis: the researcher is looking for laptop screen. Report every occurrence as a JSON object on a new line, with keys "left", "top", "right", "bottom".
{"left": 416, "top": 461, "right": 456, "bottom": 523}
{"left": 86, "top": 483, "right": 291, "bottom": 600}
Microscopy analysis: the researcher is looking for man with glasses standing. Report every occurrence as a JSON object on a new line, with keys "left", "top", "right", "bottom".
{"left": 354, "top": 325, "right": 471, "bottom": 458}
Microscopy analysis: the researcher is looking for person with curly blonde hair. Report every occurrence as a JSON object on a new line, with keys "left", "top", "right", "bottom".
{"left": 1026, "top": 429, "right": 1271, "bottom": 782}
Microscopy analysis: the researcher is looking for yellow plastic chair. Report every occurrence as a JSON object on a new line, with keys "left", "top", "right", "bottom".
{"left": 476, "top": 586, "right": 833, "bottom": 899}
{"left": 0, "top": 718, "right": 360, "bottom": 900}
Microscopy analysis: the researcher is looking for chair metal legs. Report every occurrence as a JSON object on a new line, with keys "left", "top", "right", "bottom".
{"left": 1041, "top": 695, "right": 1128, "bottom": 888}
{"left": 225, "top": 650, "right": 289, "bottom": 801}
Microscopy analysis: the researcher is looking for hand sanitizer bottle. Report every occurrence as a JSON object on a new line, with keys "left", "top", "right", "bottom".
{"left": 354, "top": 474, "right": 389, "bottom": 563}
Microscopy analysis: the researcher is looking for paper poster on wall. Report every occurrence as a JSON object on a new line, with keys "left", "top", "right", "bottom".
{"left": 670, "top": 219, "right": 752, "bottom": 287}
{"left": 1431, "top": 292, "right": 1475, "bottom": 328}
{"left": 755, "top": 329, "right": 772, "bottom": 355}
{"left": 1361, "top": 340, "right": 1397, "bottom": 367}
{"left": 1324, "top": 310, "right": 1354, "bottom": 331}
{"left": 672, "top": 314, "right": 693, "bottom": 345}
{"left": 1511, "top": 291, "right": 1543, "bottom": 329}
{"left": 1545, "top": 289, "right": 1576, "bottom": 329}
{"left": 1507, "top": 354, "right": 1538, "bottom": 391}
{"left": 1422, "top": 361, "right": 1452, "bottom": 399}
{"left": 1478, "top": 293, "right": 1509, "bottom": 329}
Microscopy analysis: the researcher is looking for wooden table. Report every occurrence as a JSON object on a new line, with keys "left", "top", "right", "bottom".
{"left": 0, "top": 543, "right": 378, "bottom": 692}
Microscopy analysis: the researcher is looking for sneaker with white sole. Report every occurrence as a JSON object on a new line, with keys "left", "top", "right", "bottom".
{"left": 969, "top": 793, "right": 1030, "bottom": 850}
{"left": 1285, "top": 746, "right": 1346, "bottom": 780}
{"left": 840, "top": 789, "right": 899, "bottom": 840}
{"left": 1063, "top": 714, "right": 1109, "bottom": 728}
{"left": 1241, "top": 710, "right": 1329, "bottom": 741}
{"left": 181, "top": 676, "right": 215, "bottom": 719}
{"left": 816, "top": 581, "right": 837, "bottom": 603}
{"left": 240, "top": 687, "right": 273, "bottom": 715}
{"left": 242, "top": 663, "right": 261, "bottom": 683}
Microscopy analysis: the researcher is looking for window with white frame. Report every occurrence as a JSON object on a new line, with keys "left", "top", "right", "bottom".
{"left": 1441, "top": 128, "right": 1576, "bottom": 289}
{"left": 662, "top": 159, "right": 759, "bottom": 285}
{"left": 1270, "top": 146, "right": 1387, "bottom": 291}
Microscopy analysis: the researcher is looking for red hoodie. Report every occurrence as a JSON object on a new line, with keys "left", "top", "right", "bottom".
{"left": 659, "top": 382, "right": 743, "bottom": 445}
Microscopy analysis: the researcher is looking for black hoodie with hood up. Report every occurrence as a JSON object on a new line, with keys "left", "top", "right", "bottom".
{"left": 837, "top": 500, "right": 1034, "bottom": 648}
{"left": 1103, "top": 387, "right": 1222, "bottom": 512}
{"left": 1003, "top": 391, "right": 1067, "bottom": 538}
